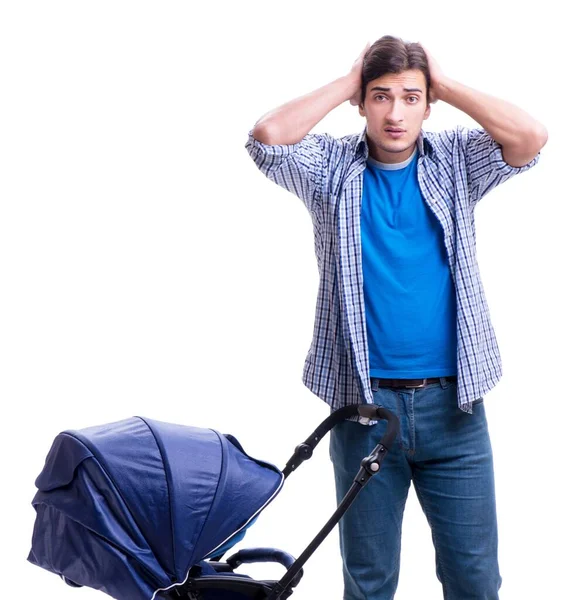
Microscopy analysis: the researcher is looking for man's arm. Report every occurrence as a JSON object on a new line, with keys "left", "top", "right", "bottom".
{"left": 423, "top": 47, "right": 548, "bottom": 167}
{"left": 246, "top": 44, "right": 369, "bottom": 213}
{"left": 252, "top": 43, "right": 369, "bottom": 145}
{"left": 435, "top": 80, "right": 548, "bottom": 167}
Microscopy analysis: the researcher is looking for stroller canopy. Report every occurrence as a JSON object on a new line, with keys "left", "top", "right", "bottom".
{"left": 28, "top": 416, "right": 284, "bottom": 600}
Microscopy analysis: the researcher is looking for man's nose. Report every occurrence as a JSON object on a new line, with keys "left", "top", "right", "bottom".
{"left": 387, "top": 100, "right": 404, "bottom": 122}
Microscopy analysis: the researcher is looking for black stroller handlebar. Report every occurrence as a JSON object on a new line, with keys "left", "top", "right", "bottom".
{"left": 282, "top": 403, "right": 399, "bottom": 477}
{"left": 267, "top": 404, "right": 399, "bottom": 600}
{"left": 356, "top": 405, "right": 399, "bottom": 449}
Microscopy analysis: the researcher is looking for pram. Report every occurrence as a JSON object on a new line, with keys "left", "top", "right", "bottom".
{"left": 28, "top": 404, "right": 398, "bottom": 600}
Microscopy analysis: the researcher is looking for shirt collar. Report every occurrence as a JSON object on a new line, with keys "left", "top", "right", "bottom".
{"left": 354, "top": 126, "right": 435, "bottom": 160}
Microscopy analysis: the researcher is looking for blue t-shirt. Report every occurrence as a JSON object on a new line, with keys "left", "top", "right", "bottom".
{"left": 361, "top": 148, "right": 457, "bottom": 378}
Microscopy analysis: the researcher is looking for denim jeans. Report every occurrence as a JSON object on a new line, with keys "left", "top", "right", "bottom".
{"left": 329, "top": 377, "right": 502, "bottom": 599}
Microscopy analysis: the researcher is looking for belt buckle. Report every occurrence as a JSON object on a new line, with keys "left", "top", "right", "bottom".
{"left": 404, "top": 379, "right": 427, "bottom": 389}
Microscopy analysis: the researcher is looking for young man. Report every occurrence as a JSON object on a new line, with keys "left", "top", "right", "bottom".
{"left": 245, "top": 36, "right": 546, "bottom": 600}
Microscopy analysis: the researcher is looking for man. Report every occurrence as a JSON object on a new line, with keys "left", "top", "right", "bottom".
{"left": 245, "top": 35, "right": 546, "bottom": 600}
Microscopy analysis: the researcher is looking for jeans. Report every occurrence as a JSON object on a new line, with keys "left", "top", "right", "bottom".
{"left": 329, "top": 377, "right": 502, "bottom": 599}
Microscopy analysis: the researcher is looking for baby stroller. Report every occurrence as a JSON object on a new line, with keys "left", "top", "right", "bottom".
{"left": 28, "top": 404, "right": 398, "bottom": 600}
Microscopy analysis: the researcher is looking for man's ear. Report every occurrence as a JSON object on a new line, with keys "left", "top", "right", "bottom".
{"left": 359, "top": 102, "right": 366, "bottom": 117}
{"left": 423, "top": 104, "right": 431, "bottom": 121}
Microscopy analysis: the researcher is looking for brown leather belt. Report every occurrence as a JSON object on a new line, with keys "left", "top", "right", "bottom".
{"left": 371, "top": 376, "right": 457, "bottom": 389}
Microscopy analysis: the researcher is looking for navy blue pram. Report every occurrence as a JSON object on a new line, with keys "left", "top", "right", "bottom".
{"left": 28, "top": 405, "right": 398, "bottom": 599}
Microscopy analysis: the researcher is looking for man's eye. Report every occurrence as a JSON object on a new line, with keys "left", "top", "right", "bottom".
{"left": 407, "top": 96, "right": 419, "bottom": 103}
{"left": 375, "top": 95, "right": 387, "bottom": 101}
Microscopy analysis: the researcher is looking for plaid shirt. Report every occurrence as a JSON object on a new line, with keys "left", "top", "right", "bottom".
{"left": 246, "top": 126, "right": 539, "bottom": 415}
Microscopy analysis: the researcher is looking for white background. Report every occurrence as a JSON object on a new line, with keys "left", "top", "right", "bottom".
{"left": 1, "top": 1, "right": 573, "bottom": 598}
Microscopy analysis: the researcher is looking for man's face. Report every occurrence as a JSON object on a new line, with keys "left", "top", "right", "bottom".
{"left": 359, "top": 69, "right": 431, "bottom": 164}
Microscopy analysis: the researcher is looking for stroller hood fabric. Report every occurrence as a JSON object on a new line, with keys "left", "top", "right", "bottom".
{"left": 28, "top": 416, "right": 284, "bottom": 600}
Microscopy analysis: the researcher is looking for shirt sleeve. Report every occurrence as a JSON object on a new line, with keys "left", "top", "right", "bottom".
{"left": 459, "top": 126, "right": 541, "bottom": 207}
{"left": 245, "top": 129, "right": 333, "bottom": 214}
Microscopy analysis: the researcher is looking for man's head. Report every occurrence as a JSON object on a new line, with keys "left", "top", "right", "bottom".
{"left": 359, "top": 36, "right": 432, "bottom": 163}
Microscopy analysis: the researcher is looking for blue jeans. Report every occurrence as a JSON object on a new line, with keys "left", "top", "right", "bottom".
{"left": 329, "top": 378, "right": 502, "bottom": 599}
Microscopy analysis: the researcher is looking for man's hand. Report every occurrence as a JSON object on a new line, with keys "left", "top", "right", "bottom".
{"left": 419, "top": 43, "right": 547, "bottom": 166}
{"left": 420, "top": 44, "right": 447, "bottom": 103}
{"left": 252, "top": 44, "right": 369, "bottom": 146}
{"left": 349, "top": 42, "right": 371, "bottom": 106}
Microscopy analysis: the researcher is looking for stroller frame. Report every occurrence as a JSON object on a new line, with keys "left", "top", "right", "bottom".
{"left": 163, "top": 403, "right": 398, "bottom": 600}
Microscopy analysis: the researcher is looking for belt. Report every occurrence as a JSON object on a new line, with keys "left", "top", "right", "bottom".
{"left": 370, "top": 376, "right": 457, "bottom": 389}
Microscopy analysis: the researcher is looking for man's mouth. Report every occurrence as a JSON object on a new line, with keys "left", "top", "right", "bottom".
{"left": 384, "top": 127, "right": 406, "bottom": 138}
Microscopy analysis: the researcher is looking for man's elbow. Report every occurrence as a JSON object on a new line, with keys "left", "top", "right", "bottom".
{"left": 519, "top": 123, "right": 548, "bottom": 156}
{"left": 532, "top": 123, "right": 548, "bottom": 151}
{"left": 502, "top": 124, "right": 548, "bottom": 167}
{"left": 252, "top": 120, "right": 280, "bottom": 145}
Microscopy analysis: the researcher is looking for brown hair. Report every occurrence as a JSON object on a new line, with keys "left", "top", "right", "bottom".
{"left": 361, "top": 35, "right": 431, "bottom": 104}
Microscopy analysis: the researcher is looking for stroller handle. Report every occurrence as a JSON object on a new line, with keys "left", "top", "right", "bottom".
{"left": 356, "top": 405, "right": 399, "bottom": 447}
{"left": 269, "top": 405, "right": 399, "bottom": 599}
{"left": 282, "top": 404, "right": 399, "bottom": 477}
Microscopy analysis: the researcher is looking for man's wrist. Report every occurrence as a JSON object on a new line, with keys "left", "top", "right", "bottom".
{"left": 433, "top": 77, "right": 457, "bottom": 104}
{"left": 342, "top": 71, "right": 361, "bottom": 100}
